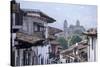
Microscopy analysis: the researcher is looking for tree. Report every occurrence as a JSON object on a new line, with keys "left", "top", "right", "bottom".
{"left": 69, "top": 35, "right": 82, "bottom": 46}
{"left": 57, "top": 37, "right": 68, "bottom": 49}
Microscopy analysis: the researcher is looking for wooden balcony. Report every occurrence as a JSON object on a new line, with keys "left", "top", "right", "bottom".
{"left": 16, "top": 32, "right": 45, "bottom": 45}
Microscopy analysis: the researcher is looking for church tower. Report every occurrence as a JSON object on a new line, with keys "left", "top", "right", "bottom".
{"left": 76, "top": 20, "right": 80, "bottom": 26}
{"left": 64, "top": 20, "right": 68, "bottom": 32}
{"left": 63, "top": 20, "right": 68, "bottom": 39}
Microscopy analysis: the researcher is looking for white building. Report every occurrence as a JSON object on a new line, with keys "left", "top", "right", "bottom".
{"left": 11, "top": 0, "right": 56, "bottom": 66}
{"left": 83, "top": 28, "right": 97, "bottom": 62}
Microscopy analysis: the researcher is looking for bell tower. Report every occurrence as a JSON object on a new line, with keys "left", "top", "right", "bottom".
{"left": 64, "top": 20, "right": 68, "bottom": 32}
{"left": 63, "top": 19, "right": 68, "bottom": 39}
{"left": 76, "top": 20, "right": 80, "bottom": 26}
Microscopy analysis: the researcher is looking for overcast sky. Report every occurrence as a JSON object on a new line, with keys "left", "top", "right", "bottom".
{"left": 16, "top": 0, "right": 97, "bottom": 30}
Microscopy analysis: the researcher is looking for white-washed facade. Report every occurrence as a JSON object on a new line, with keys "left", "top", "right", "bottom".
{"left": 11, "top": 0, "right": 56, "bottom": 66}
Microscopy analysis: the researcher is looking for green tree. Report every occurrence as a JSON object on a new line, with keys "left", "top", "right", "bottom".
{"left": 57, "top": 37, "right": 68, "bottom": 49}
{"left": 69, "top": 35, "right": 82, "bottom": 46}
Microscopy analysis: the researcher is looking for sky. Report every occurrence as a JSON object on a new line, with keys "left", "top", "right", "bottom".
{"left": 16, "top": 0, "right": 97, "bottom": 30}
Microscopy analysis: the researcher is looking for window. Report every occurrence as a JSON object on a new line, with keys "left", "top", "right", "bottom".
{"left": 23, "top": 50, "right": 29, "bottom": 65}
{"left": 33, "top": 22, "right": 44, "bottom": 32}
{"left": 40, "top": 26, "right": 43, "bottom": 31}
{"left": 92, "top": 37, "right": 94, "bottom": 50}
{"left": 41, "top": 57, "right": 44, "bottom": 64}
{"left": 15, "top": 13, "right": 23, "bottom": 25}
{"left": 34, "top": 23, "right": 38, "bottom": 32}
{"left": 12, "top": 13, "right": 23, "bottom": 26}
{"left": 16, "top": 49, "right": 20, "bottom": 66}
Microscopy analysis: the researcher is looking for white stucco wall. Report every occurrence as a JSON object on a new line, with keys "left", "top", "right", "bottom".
{"left": 37, "top": 44, "right": 50, "bottom": 64}
{"left": 12, "top": 33, "right": 16, "bottom": 46}
{"left": 60, "top": 54, "right": 66, "bottom": 63}
{"left": 88, "top": 36, "right": 97, "bottom": 62}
